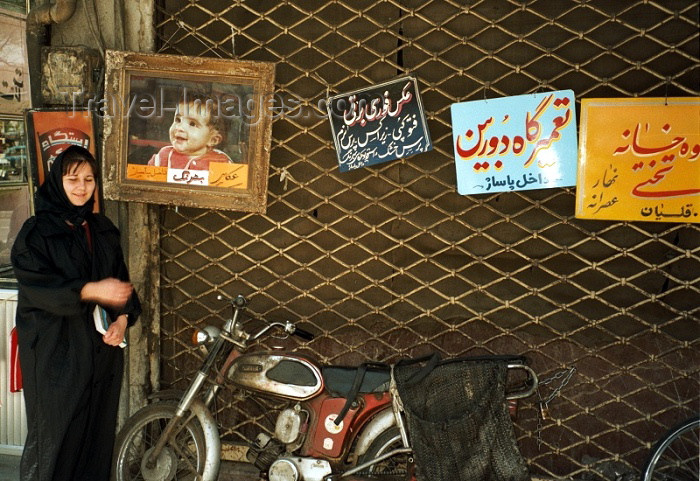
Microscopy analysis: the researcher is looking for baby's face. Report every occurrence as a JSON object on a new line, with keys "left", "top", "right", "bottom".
{"left": 169, "top": 103, "right": 220, "bottom": 156}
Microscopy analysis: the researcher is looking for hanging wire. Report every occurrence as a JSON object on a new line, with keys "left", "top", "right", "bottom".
{"left": 159, "top": 19, "right": 224, "bottom": 58}
{"left": 158, "top": 21, "right": 184, "bottom": 53}
{"left": 279, "top": 167, "right": 293, "bottom": 191}
{"left": 114, "top": 1, "right": 126, "bottom": 50}
{"left": 83, "top": 0, "right": 105, "bottom": 58}
{"left": 483, "top": 81, "right": 491, "bottom": 101}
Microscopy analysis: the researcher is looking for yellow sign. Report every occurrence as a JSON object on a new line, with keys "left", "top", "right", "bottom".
{"left": 208, "top": 162, "right": 248, "bottom": 189}
{"left": 127, "top": 164, "right": 168, "bottom": 182}
{"left": 577, "top": 98, "right": 699, "bottom": 223}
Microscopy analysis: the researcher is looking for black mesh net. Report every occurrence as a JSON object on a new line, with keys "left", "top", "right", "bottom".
{"left": 395, "top": 356, "right": 530, "bottom": 481}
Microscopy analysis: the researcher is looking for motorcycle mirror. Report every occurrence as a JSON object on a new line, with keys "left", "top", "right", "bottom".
{"left": 234, "top": 295, "right": 248, "bottom": 307}
{"left": 215, "top": 294, "right": 247, "bottom": 306}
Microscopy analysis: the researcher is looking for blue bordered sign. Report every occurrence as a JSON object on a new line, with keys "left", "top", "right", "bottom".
{"left": 451, "top": 90, "right": 577, "bottom": 195}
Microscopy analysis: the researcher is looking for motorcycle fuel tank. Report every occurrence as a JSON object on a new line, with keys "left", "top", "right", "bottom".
{"left": 227, "top": 353, "right": 323, "bottom": 400}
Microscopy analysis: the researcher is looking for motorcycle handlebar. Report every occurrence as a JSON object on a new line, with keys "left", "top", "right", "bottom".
{"left": 293, "top": 327, "right": 315, "bottom": 341}
{"left": 217, "top": 294, "right": 313, "bottom": 341}
{"left": 217, "top": 294, "right": 248, "bottom": 308}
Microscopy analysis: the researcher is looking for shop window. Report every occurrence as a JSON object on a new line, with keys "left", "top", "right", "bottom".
{"left": 0, "top": 116, "right": 31, "bottom": 286}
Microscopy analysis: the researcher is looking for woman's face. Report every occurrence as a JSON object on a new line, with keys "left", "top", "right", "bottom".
{"left": 62, "top": 162, "right": 96, "bottom": 207}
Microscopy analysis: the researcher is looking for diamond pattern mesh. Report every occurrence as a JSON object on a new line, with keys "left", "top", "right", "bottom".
{"left": 153, "top": 1, "right": 699, "bottom": 478}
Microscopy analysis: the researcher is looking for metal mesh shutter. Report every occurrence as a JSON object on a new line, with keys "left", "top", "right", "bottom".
{"left": 153, "top": 1, "right": 699, "bottom": 478}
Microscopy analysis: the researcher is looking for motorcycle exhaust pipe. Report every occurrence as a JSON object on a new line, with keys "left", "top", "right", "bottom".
{"left": 325, "top": 447, "right": 414, "bottom": 481}
{"left": 325, "top": 476, "right": 394, "bottom": 481}
{"left": 335, "top": 477, "right": 385, "bottom": 481}
{"left": 330, "top": 474, "right": 415, "bottom": 481}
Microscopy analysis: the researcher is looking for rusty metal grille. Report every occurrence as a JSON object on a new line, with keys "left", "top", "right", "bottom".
{"left": 153, "top": 1, "right": 699, "bottom": 479}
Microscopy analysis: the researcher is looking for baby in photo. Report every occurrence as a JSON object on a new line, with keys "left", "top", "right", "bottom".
{"left": 149, "top": 94, "right": 232, "bottom": 170}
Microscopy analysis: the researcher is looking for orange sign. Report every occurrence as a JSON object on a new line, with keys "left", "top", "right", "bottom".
{"left": 577, "top": 98, "right": 699, "bottom": 223}
{"left": 126, "top": 164, "right": 167, "bottom": 182}
{"left": 209, "top": 162, "right": 248, "bottom": 189}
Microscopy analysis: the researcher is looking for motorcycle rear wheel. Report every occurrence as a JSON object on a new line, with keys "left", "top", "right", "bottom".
{"left": 357, "top": 427, "right": 414, "bottom": 480}
{"left": 112, "top": 402, "right": 207, "bottom": 481}
{"left": 641, "top": 416, "right": 699, "bottom": 481}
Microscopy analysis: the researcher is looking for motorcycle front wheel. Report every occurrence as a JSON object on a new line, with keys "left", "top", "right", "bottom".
{"left": 112, "top": 402, "right": 207, "bottom": 481}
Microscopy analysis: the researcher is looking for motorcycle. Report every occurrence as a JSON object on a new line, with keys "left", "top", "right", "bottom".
{"left": 112, "top": 295, "right": 538, "bottom": 481}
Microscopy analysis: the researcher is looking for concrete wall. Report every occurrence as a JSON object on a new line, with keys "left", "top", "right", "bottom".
{"left": 50, "top": 0, "right": 153, "bottom": 52}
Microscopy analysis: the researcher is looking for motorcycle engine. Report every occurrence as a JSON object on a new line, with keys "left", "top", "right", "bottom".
{"left": 268, "top": 457, "right": 332, "bottom": 481}
{"left": 269, "top": 459, "right": 298, "bottom": 481}
{"left": 275, "top": 406, "right": 303, "bottom": 444}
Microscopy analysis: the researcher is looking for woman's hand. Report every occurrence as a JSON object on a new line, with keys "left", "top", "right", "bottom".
{"left": 81, "top": 278, "right": 133, "bottom": 308}
{"left": 103, "top": 314, "right": 128, "bottom": 346}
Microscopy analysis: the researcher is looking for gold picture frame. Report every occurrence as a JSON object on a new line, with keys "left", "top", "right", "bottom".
{"left": 102, "top": 50, "right": 275, "bottom": 213}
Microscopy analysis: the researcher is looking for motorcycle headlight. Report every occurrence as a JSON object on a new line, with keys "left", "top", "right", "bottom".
{"left": 191, "top": 325, "right": 221, "bottom": 346}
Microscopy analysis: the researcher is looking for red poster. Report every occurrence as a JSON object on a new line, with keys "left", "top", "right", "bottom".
{"left": 26, "top": 109, "right": 99, "bottom": 210}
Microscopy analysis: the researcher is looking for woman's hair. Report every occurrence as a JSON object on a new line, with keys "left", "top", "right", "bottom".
{"left": 60, "top": 147, "right": 99, "bottom": 179}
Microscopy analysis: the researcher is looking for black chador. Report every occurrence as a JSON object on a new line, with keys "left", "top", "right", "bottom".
{"left": 12, "top": 146, "right": 141, "bottom": 481}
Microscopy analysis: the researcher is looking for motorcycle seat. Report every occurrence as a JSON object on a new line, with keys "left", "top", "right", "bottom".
{"left": 322, "top": 365, "right": 391, "bottom": 398}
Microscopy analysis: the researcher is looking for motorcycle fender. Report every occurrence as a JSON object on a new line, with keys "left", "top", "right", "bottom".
{"left": 353, "top": 408, "right": 397, "bottom": 457}
{"left": 146, "top": 389, "right": 185, "bottom": 402}
{"left": 189, "top": 399, "right": 221, "bottom": 481}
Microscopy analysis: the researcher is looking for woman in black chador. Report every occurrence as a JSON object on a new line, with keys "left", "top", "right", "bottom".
{"left": 11, "top": 145, "right": 141, "bottom": 481}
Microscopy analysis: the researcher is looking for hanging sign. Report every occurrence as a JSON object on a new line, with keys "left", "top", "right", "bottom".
{"left": 576, "top": 98, "right": 699, "bottom": 223}
{"left": 26, "top": 109, "right": 96, "bottom": 186}
{"left": 327, "top": 76, "right": 432, "bottom": 172}
{"left": 451, "top": 90, "right": 577, "bottom": 195}
{"left": 25, "top": 108, "right": 100, "bottom": 211}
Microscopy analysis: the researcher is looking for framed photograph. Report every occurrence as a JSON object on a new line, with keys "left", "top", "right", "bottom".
{"left": 102, "top": 50, "right": 275, "bottom": 213}
{"left": 0, "top": 8, "right": 31, "bottom": 114}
